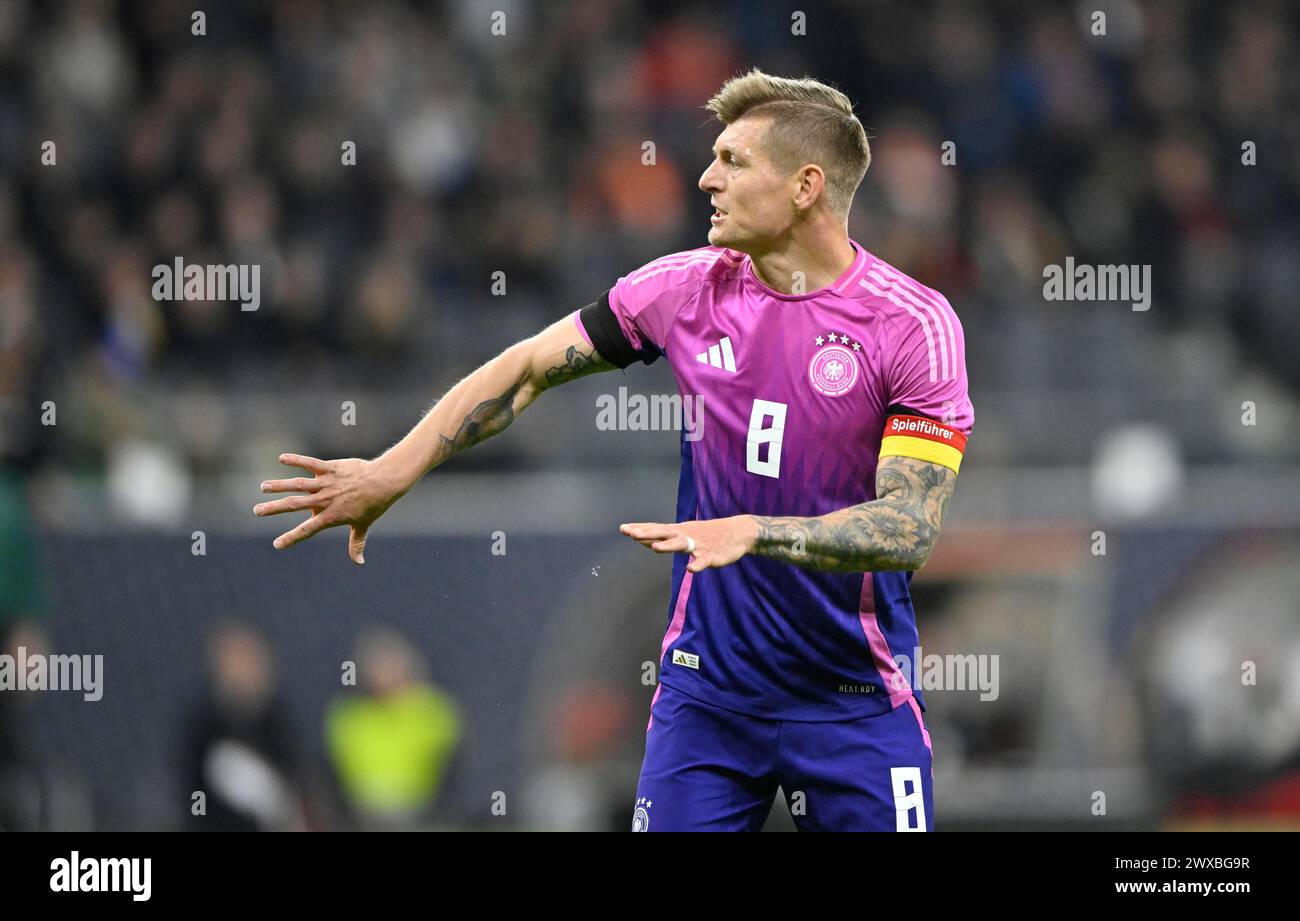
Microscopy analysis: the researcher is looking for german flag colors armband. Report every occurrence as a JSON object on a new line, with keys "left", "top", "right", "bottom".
{"left": 879, "top": 413, "right": 968, "bottom": 474}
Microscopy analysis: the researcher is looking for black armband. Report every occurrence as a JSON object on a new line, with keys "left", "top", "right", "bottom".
{"left": 578, "top": 290, "right": 661, "bottom": 369}
{"left": 885, "top": 403, "right": 928, "bottom": 420}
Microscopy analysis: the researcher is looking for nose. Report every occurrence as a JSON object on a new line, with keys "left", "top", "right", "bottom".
{"left": 698, "top": 159, "right": 723, "bottom": 194}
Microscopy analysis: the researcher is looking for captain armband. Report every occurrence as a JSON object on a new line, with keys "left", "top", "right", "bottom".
{"left": 878, "top": 412, "right": 968, "bottom": 474}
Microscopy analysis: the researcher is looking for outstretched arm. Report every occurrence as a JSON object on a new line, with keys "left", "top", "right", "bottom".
{"left": 619, "top": 455, "right": 957, "bottom": 574}
{"left": 254, "top": 313, "right": 615, "bottom": 562}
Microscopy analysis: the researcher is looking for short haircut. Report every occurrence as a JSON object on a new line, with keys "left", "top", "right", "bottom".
{"left": 704, "top": 68, "right": 871, "bottom": 217}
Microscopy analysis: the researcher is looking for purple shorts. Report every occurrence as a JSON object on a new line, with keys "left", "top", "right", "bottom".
{"left": 632, "top": 681, "right": 934, "bottom": 832}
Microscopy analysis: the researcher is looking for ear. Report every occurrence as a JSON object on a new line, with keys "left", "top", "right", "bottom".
{"left": 794, "top": 164, "right": 827, "bottom": 211}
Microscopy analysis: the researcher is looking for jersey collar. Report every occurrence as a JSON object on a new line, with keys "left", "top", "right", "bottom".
{"left": 742, "top": 239, "right": 877, "bottom": 301}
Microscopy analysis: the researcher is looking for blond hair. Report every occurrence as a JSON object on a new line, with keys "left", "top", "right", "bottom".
{"left": 704, "top": 68, "right": 870, "bottom": 217}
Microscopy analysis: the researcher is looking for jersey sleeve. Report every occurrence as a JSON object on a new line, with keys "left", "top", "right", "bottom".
{"left": 879, "top": 292, "right": 973, "bottom": 473}
{"left": 573, "top": 252, "right": 705, "bottom": 369}
{"left": 574, "top": 290, "right": 662, "bottom": 369}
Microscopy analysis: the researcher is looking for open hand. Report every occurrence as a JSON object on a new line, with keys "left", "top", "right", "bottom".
{"left": 619, "top": 515, "right": 758, "bottom": 573}
{"left": 254, "top": 453, "right": 408, "bottom": 564}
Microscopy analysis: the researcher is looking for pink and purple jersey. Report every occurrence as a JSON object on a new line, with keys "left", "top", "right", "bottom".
{"left": 576, "top": 240, "right": 973, "bottom": 721}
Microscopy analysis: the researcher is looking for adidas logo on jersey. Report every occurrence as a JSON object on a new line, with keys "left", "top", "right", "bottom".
{"left": 671, "top": 649, "right": 700, "bottom": 670}
{"left": 695, "top": 336, "right": 736, "bottom": 373}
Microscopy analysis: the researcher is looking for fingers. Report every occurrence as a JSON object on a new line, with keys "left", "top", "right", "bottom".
{"left": 620, "top": 523, "right": 695, "bottom": 555}
{"left": 253, "top": 494, "right": 323, "bottom": 517}
{"left": 348, "top": 524, "right": 368, "bottom": 565}
{"left": 650, "top": 535, "right": 692, "bottom": 554}
{"left": 258, "top": 455, "right": 349, "bottom": 554}
{"left": 278, "top": 453, "right": 333, "bottom": 475}
{"left": 273, "top": 511, "right": 332, "bottom": 550}
{"left": 620, "top": 523, "right": 672, "bottom": 540}
{"left": 621, "top": 523, "right": 672, "bottom": 550}
{"left": 622, "top": 531, "right": 659, "bottom": 548}
{"left": 260, "top": 477, "right": 324, "bottom": 494}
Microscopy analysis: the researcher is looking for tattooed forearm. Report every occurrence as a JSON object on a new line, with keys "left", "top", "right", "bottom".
{"left": 441, "top": 340, "right": 609, "bottom": 460}
{"left": 750, "top": 456, "right": 956, "bottom": 572}
{"left": 752, "top": 505, "right": 934, "bottom": 571}
{"left": 435, "top": 375, "right": 527, "bottom": 463}
{"left": 543, "top": 344, "right": 609, "bottom": 388}
{"left": 382, "top": 322, "right": 615, "bottom": 487}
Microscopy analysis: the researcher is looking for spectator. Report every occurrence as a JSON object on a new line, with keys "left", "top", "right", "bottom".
{"left": 325, "top": 625, "right": 462, "bottom": 829}
{"left": 182, "top": 619, "right": 302, "bottom": 831}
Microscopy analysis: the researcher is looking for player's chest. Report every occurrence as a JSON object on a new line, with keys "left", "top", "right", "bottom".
{"left": 666, "top": 304, "right": 887, "bottom": 447}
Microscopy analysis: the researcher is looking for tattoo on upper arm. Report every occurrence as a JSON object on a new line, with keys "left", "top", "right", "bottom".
{"left": 874, "top": 463, "right": 916, "bottom": 505}
{"left": 543, "top": 343, "right": 611, "bottom": 388}
{"left": 751, "top": 456, "right": 957, "bottom": 572}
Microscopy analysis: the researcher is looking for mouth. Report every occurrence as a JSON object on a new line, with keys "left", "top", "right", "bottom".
{"left": 711, "top": 205, "right": 727, "bottom": 224}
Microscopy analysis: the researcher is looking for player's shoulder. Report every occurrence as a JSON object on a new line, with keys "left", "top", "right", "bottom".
{"left": 621, "top": 245, "right": 743, "bottom": 294}
{"left": 850, "top": 252, "right": 962, "bottom": 332}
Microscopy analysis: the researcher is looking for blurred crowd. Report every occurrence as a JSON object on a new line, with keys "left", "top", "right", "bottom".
{"left": 1, "top": 0, "right": 1297, "bottom": 483}
{"left": 0, "top": 615, "right": 465, "bottom": 831}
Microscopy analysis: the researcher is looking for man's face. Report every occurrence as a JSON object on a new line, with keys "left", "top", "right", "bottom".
{"left": 698, "top": 117, "right": 796, "bottom": 252}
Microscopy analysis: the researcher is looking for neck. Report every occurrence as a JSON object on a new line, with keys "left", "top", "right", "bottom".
{"left": 748, "top": 225, "right": 855, "bottom": 295}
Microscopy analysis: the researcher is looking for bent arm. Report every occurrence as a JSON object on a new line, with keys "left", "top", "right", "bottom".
{"left": 747, "top": 455, "right": 957, "bottom": 572}
{"left": 381, "top": 312, "right": 615, "bottom": 491}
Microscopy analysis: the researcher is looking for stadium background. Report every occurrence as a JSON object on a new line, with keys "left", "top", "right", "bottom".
{"left": 1, "top": 0, "right": 1298, "bottom": 831}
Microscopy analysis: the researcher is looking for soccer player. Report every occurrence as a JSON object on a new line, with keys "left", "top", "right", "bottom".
{"left": 254, "top": 69, "right": 972, "bottom": 832}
